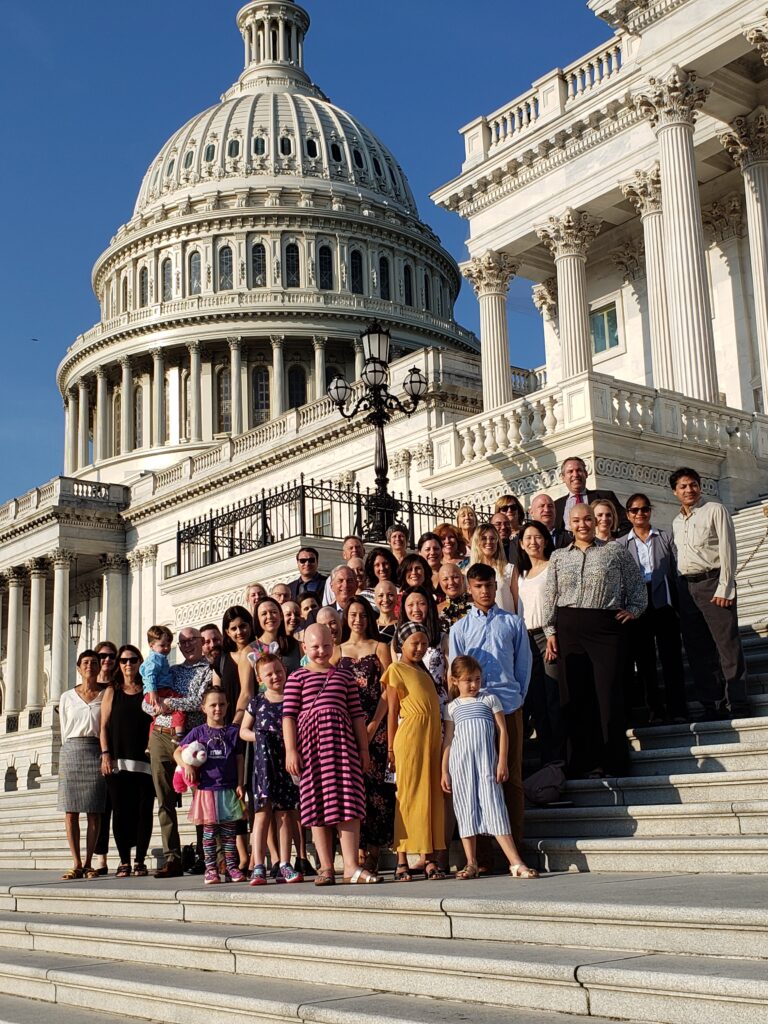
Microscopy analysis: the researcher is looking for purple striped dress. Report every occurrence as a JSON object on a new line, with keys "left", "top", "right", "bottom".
{"left": 283, "top": 665, "right": 366, "bottom": 827}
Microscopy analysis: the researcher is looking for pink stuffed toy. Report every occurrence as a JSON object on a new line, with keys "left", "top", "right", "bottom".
{"left": 172, "top": 741, "right": 208, "bottom": 794}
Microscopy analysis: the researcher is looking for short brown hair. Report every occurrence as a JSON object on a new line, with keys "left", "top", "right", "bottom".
{"left": 448, "top": 655, "right": 483, "bottom": 698}
{"left": 254, "top": 652, "right": 285, "bottom": 678}
{"left": 147, "top": 624, "right": 173, "bottom": 646}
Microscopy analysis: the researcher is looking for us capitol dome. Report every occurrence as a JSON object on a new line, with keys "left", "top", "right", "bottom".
{"left": 57, "top": 0, "right": 479, "bottom": 481}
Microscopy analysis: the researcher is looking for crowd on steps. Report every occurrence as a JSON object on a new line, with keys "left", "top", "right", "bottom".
{"left": 56, "top": 457, "right": 748, "bottom": 887}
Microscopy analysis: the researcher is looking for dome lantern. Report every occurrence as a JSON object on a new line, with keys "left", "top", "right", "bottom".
{"left": 236, "top": 1, "right": 311, "bottom": 89}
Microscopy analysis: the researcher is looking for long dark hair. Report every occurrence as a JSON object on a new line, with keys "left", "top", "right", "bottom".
{"left": 254, "top": 597, "right": 298, "bottom": 658}
{"left": 364, "top": 546, "right": 398, "bottom": 589}
{"left": 397, "top": 553, "right": 433, "bottom": 594}
{"left": 396, "top": 584, "right": 440, "bottom": 648}
{"left": 342, "top": 596, "right": 379, "bottom": 643}
{"left": 221, "top": 605, "right": 254, "bottom": 654}
{"left": 516, "top": 520, "right": 555, "bottom": 574}
{"left": 110, "top": 644, "right": 143, "bottom": 687}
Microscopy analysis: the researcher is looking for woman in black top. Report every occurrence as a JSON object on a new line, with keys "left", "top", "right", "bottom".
{"left": 98, "top": 644, "right": 155, "bottom": 877}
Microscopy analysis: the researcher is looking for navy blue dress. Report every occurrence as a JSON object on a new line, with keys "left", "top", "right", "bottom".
{"left": 248, "top": 695, "right": 299, "bottom": 812}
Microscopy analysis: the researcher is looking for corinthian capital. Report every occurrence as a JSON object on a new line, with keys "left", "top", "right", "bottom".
{"left": 745, "top": 25, "right": 768, "bottom": 66}
{"left": 610, "top": 239, "right": 646, "bottom": 283}
{"left": 719, "top": 107, "right": 768, "bottom": 170}
{"left": 536, "top": 208, "right": 602, "bottom": 259}
{"left": 621, "top": 164, "right": 663, "bottom": 218}
{"left": 635, "top": 66, "right": 709, "bottom": 131}
{"left": 701, "top": 194, "right": 745, "bottom": 244}
{"left": 532, "top": 278, "right": 558, "bottom": 319}
{"left": 460, "top": 251, "right": 519, "bottom": 297}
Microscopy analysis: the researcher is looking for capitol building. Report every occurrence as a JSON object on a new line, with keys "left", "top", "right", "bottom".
{"left": 1, "top": 0, "right": 768, "bottom": 785}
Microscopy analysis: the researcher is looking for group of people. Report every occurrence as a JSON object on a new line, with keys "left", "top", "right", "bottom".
{"left": 56, "top": 457, "right": 747, "bottom": 885}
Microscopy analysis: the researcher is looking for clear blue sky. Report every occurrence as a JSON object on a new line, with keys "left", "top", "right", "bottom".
{"left": 0, "top": 1, "right": 611, "bottom": 503}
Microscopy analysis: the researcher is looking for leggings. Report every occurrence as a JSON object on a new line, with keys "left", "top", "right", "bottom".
{"left": 202, "top": 821, "right": 239, "bottom": 872}
{"left": 106, "top": 771, "right": 155, "bottom": 866}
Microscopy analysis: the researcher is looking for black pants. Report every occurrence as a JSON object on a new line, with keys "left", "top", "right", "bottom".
{"left": 677, "top": 574, "right": 748, "bottom": 712}
{"left": 94, "top": 791, "right": 112, "bottom": 857}
{"left": 557, "top": 607, "right": 628, "bottom": 777}
{"left": 107, "top": 771, "right": 155, "bottom": 866}
{"left": 524, "top": 630, "right": 566, "bottom": 766}
{"left": 626, "top": 593, "right": 687, "bottom": 720}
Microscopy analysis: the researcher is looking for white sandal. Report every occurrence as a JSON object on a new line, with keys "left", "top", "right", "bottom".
{"left": 344, "top": 867, "right": 383, "bottom": 884}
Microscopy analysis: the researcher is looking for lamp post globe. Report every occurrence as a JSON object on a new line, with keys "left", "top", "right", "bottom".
{"left": 328, "top": 374, "right": 352, "bottom": 408}
{"left": 403, "top": 366, "right": 429, "bottom": 400}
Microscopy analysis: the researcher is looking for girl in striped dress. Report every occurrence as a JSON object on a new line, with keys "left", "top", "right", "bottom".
{"left": 283, "top": 623, "right": 381, "bottom": 886}
{"left": 442, "top": 656, "right": 538, "bottom": 880}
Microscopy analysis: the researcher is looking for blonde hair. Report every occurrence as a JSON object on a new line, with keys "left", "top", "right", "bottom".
{"left": 590, "top": 498, "right": 619, "bottom": 535}
{"left": 469, "top": 523, "right": 508, "bottom": 579}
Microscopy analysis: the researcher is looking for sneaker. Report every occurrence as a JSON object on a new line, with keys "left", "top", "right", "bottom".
{"left": 249, "top": 864, "right": 267, "bottom": 886}
{"left": 295, "top": 856, "right": 316, "bottom": 878}
{"left": 204, "top": 869, "right": 220, "bottom": 885}
{"left": 229, "top": 867, "right": 247, "bottom": 883}
{"left": 276, "top": 863, "right": 304, "bottom": 884}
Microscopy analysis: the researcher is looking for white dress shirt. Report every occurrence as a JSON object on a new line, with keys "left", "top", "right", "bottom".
{"left": 672, "top": 499, "right": 737, "bottom": 601}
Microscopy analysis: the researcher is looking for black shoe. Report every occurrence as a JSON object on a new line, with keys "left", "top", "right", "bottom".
{"left": 187, "top": 857, "right": 205, "bottom": 875}
{"left": 154, "top": 859, "right": 183, "bottom": 879}
{"left": 270, "top": 862, "right": 281, "bottom": 880}
{"left": 295, "top": 856, "right": 316, "bottom": 877}
{"left": 728, "top": 703, "right": 751, "bottom": 719}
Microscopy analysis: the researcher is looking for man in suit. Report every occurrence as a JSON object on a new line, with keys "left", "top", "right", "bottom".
{"left": 553, "top": 456, "right": 628, "bottom": 536}
{"left": 615, "top": 493, "right": 687, "bottom": 723}
{"left": 529, "top": 492, "right": 569, "bottom": 550}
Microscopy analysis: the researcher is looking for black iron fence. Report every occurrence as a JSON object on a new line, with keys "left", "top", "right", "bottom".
{"left": 177, "top": 477, "right": 492, "bottom": 575}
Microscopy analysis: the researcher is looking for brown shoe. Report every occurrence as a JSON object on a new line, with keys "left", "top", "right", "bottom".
{"left": 153, "top": 859, "right": 183, "bottom": 879}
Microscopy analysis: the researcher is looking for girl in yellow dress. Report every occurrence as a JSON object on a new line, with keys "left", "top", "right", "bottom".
{"left": 384, "top": 622, "right": 445, "bottom": 880}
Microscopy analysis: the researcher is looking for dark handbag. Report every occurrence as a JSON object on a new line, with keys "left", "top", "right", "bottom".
{"left": 524, "top": 761, "right": 566, "bottom": 805}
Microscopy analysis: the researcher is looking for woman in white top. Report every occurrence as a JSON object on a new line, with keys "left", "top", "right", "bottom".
{"left": 57, "top": 650, "right": 107, "bottom": 879}
{"left": 469, "top": 524, "right": 518, "bottom": 613}
{"left": 518, "top": 521, "right": 566, "bottom": 768}
{"left": 592, "top": 498, "right": 620, "bottom": 543}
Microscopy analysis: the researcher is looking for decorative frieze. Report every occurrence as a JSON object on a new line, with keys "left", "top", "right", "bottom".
{"left": 610, "top": 238, "right": 646, "bottom": 283}
{"left": 635, "top": 66, "right": 709, "bottom": 131}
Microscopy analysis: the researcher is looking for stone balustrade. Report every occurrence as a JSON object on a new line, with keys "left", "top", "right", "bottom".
{"left": 510, "top": 364, "right": 548, "bottom": 394}
{"left": 563, "top": 38, "right": 623, "bottom": 104}
{"left": 0, "top": 479, "right": 129, "bottom": 531}
{"left": 488, "top": 87, "right": 541, "bottom": 153}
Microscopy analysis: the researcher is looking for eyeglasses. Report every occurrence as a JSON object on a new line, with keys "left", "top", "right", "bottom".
{"left": 627, "top": 505, "right": 651, "bottom": 514}
{"left": 97, "top": 653, "right": 115, "bottom": 661}
{"left": 119, "top": 657, "right": 139, "bottom": 665}
{"left": 298, "top": 557, "right": 316, "bottom": 564}
{"left": 178, "top": 638, "right": 201, "bottom": 646}
{"left": 498, "top": 505, "right": 516, "bottom": 513}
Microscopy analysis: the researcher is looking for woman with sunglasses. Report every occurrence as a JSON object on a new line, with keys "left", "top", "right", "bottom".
{"left": 616, "top": 494, "right": 688, "bottom": 725}
{"left": 92, "top": 641, "right": 118, "bottom": 876}
{"left": 98, "top": 645, "right": 155, "bottom": 877}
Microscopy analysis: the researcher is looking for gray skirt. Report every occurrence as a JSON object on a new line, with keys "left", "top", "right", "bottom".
{"left": 57, "top": 737, "right": 107, "bottom": 814}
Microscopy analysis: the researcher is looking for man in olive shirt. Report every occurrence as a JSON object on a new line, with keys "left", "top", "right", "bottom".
{"left": 670, "top": 467, "right": 749, "bottom": 720}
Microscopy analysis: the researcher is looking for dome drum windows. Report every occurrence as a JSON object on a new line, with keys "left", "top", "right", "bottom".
{"left": 330, "top": 142, "right": 343, "bottom": 163}
{"left": 252, "top": 366, "right": 270, "bottom": 425}
{"left": 279, "top": 135, "right": 293, "bottom": 157}
{"left": 161, "top": 258, "right": 173, "bottom": 302}
{"left": 183, "top": 150, "right": 194, "bottom": 169}
{"left": 218, "top": 246, "right": 234, "bottom": 291}
{"left": 284, "top": 243, "right": 300, "bottom": 288}
{"left": 403, "top": 265, "right": 414, "bottom": 307}
{"left": 424, "top": 273, "right": 432, "bottom": 312}
{"left": 139, "top": 267, "right": 150, "bottom": 308}
{"left": 306, "top": 138, "right": 319, "bottom": 160}
{"left": 189, "top": 251, "right": 202, "bottom": 295}
{"left": 215, "top": 366, "right": 232, "bottom": 434}
{"left": 288, "top": 365, "right": 307, "bottom": 409}
{"left": 251, "top": 242, "right": 267, "bottom": 288}
{"left": 227, "top": 139, "right": 241, "bottom": 158}
{"left": 204, "top": 143, "right": 216, "bottom": 162}
{"left": 318, "top": 245, "right": 333, "bottom": 291}
{"left": 352, "top": 148, "right": 365, "bottom": 169}
{"left": 253, "top": 135, "right": 267, "bottom": 157}
{"left": 379, "top": 256, "right": 391, "bottom": 301}
{"left": 350, "top": 250, "right": 364, "bottom": 295}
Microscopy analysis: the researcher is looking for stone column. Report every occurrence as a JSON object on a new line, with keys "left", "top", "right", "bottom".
{"left": 313, "top": 335, "right": 327, "bottom": 400}
{"left": 151, "top": 348, "right": 165, "bottom": 446}
{"left": 228, "top": 337, "right": 243, "bottom": 435}
{"left": 188, "top": 341, "right": 203, "bottom": 442}
{"left": 271, "top": 335, "right": 285, "bottom": 416}
{"left": 94, "top": 368, "right": 109, "bottom": 462}
{"left": 78, "top": 378, "right": 90, "bottom": 468}
{"left": 636, "top": 66, "right": 718, "bottom": 403}
{"left": 621, "top": 165, "right": 675, "bottom": 390}
{"left": 4, "top": 569, "right": 25, "bottom": 715}
{"left": 461, "top": 251, "right": 519, "bottom": 409}
{"left": 26, "top": 559, "right": 47, "bottom": 710}
{"left": 50, "top": 550, "right": 73, "bottom": 702}
{"left": 353, "top": 339, "right": 364, "bottom": 380}
{"left": 720, "top": 108, "right": 768, "bottom": 405}
{"left": 100, "top": 555, "right": 126, "bottom": 646}
{"left": 127, "top": 551, "right": 144, "bottom": 647}
{"left": 65, "top": 389, "right": 78, "bottom": 474}
{"left": 537, "top": 209, "right": 602, "bottom": 380}
{"left": 119, "top": 356, "right": 133, "bottom": 454}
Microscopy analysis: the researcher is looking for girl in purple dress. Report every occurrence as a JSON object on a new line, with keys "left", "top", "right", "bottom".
{"left": 283, "top": 623, "right": 380, "bottom": 885}
{"left": 174, "top": 686, "right": 245, "bottom": 885}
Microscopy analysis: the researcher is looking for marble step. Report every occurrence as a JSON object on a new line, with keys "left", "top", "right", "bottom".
{"left": 0, "top": 992, "right": 148, "bottom": 1024}
{"left": 0, "top": 920, "right": 763, "bottom": 1024}
{"left": 628, "top": 739, "right": 768, "bottom": 775}
{"left": 563, "top": 768, "right": 768, "bottom": 807}
{"left": 3, "top": 872, "right": 766, "bottom": 959}
{"left": 530, "top": 835, "right": 768, "bottom": 874}
{"left": 526, "top": 800, "right": 768, "bottom": 839}
{"left": 628, "top": 715, "right": 768, "bottom": 751}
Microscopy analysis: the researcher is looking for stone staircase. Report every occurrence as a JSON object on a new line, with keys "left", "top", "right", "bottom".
{"left": 0, "top": 870, "right": 760, "bottom": 1024}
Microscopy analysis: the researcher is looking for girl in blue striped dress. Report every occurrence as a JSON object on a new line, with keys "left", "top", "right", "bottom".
{"left": 442, "top": 656, "right": 538, "bottom": 879}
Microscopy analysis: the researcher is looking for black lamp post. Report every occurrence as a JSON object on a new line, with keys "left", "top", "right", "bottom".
{"left": 328, "top": 323, "right": 428, "bottom": 541}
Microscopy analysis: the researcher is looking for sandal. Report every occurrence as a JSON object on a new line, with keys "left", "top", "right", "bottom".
{"left": 133, "top": 863, "right": 148, "bottom": 877}
{"left": 394, "top": 865, "right": 412, "bottom": 882}
{"left": 314, "top": 867, "right": 335, "bottom": 887}
{"left": 343, "top": 868, "right": 382, "bottom": 884}
{"left": 509, "top": 863, "right": 539, "bottom": 879}
{"left": 83, "top": 868, "right": 100, "bottom": 880}
{"left": 115, "top": 864, "right": 132, "bottom": 878}
{"left": 456, "top": 863, "right": 479, "bottom": 880}
{"left": 61, "top": 867, "right": 84, "bottom": 880}
{"left": 425, "top": 861, "right": 446, "bottom": 880}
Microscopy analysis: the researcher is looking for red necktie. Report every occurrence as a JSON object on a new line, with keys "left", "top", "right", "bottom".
{"left": 575, "top": 493, "right": 584, "bottom": 504}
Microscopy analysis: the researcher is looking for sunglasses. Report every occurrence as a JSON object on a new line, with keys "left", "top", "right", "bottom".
{"left": 627, "top": 506, "right": 651, "bottom": 514}
{"left": 298, "top": 557, "right": 316, "bottom": 564}
{"left": 97, "top": 653, "right": 115, "bottom": 660}
{"left": 119, "top": 656, "right": 139, "bottom": 665}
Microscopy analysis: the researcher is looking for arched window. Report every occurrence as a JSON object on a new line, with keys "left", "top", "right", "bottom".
{"left": 139, "top": 267, "right": 149, "bottom": 308}
{"left": 306, "top": 138, "right": 319, "bottom": 159}
{"left": 288, "top": 366, "right": 307, "bottom": 409}
{"left": 379, "top": 256, "right": 391, "bottom": 301}
{"left": 280, "top": 136, "right": 292, "bottom": 157}
{"left": 318, "top": 245, "right": 333, "bottom": 291}
{"left": 254, "top": 136, "right": 266, "bottom": 157}
{"left": 218, "top": 246, "right": 233, "bottom": 291}
{"left": 227, "top": 139, "right": 240, "bottom": 158}
{"left": 285, "top": 243, "right": 300, "bottom": 288}
{"left": 216, "top": 368, "right": 231, "bottom": 433}
{"left": 161, "top": 258, "right": 172, "bottom": 302}
{"left": 251, "top": 242, "right": 266, "bottom": 287}
{"left": 330, "top": 142, "right": 343, "bottom": 163}
{"left": 134, "top": 386, "right": 144, "bottom": 448}
{"left": 204, "top": 143, "right": 216, "bottom": 162}
{"left": 404, "top": 265, "right": 413, "bottom": 307}
{"left": 424, "top": 273, "right": 432, "bottom": 312}
{"left": 350, "top": 250, "right": 364, "bottom": 295}
{"left": 189, "top": 251, "right": 202, "bottom": 295}
{"left": 121, "top": 277, "right": 129, "bottom": 313}
{"left": 252, "top": 366, "right": 270, "bottom": 425}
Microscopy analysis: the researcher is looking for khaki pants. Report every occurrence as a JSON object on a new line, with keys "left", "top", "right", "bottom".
{"left": 149, "top": 730, "right": 180, "bottom": 864}
{"left": 476, "top": 708, "right": 524, "bottom": 867}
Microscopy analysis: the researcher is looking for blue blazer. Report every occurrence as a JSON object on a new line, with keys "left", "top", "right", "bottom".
{"left": 615, "top": 529, "right": 678, "bottom": 610}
